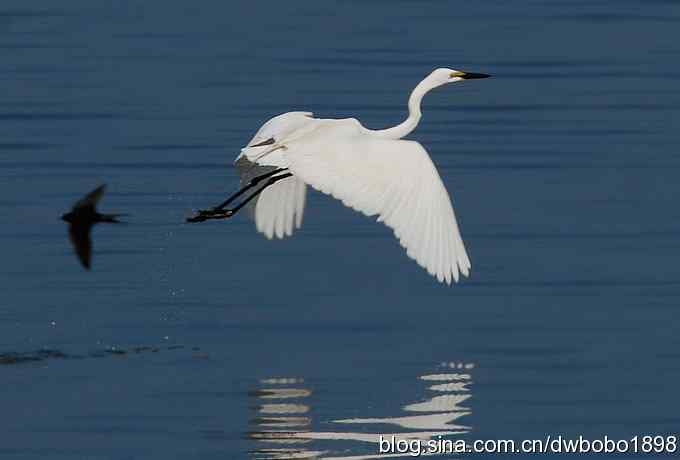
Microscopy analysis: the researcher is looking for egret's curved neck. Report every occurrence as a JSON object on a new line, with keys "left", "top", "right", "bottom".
{"left": 371, "top": 77, "right": 437, "bottom": 139}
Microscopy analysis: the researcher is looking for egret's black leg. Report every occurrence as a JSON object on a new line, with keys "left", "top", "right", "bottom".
{"left": 187, "top": 171, "right": 293, "bottom": 223}
{"left": 215, "top": 167, "right": 288, "bottom": 210}
{"left": 223, "top": 172, "right": 293, "bottom": 217}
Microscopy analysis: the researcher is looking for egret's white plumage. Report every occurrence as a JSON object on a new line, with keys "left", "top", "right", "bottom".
{"left": 233, "top": 68, "right": 490, "bottom": 284}
{"left": 235, "top": 112, "right": 313, "bottom": 238}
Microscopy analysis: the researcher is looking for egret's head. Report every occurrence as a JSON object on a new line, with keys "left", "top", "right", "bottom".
{"left": 429, "top": 68, "right": 491, "bottom": 87}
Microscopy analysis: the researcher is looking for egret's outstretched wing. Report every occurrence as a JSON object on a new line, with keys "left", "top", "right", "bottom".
{"left": 236, "top": 111, "right": 315, "bottom": 167}
{"left": 284, "top": 131, "right": 470, "bottom": 284}
{"left": 252, "top": 175, "right": 306, "bottom": 239}
{"left": 229, "top": 111, "right": 314, "bottom": 238}
{"left": 235, "top": 157, "right": 306, "bottom": 239}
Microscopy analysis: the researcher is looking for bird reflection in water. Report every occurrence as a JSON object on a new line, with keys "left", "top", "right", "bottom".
{"left": 248, "top": 363, "right": 474, "bottom": 459}
{"left": 249, "top": 377, "right": 322, "bottom": 459}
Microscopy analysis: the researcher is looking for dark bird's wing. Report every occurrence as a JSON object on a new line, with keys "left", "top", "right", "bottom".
{"left": 73, "top": 184, "right": 106, "bottom": 212}
{"left": 68, "top": 222, "right": 93, "bottom": 269}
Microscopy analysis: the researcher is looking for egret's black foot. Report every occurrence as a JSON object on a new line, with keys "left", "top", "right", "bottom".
{"left": 186, "top": 208, "right": 234, "bottom": 223}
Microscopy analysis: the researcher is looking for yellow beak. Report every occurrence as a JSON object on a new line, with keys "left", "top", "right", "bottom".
{"left": 451, "top": 71, "right": 491, "bottom": 80}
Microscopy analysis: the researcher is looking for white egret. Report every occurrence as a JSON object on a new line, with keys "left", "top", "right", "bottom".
{"left": 189, "top": 68, "right": 490, "bottom": 284}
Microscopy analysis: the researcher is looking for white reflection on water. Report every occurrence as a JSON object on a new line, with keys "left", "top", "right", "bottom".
{"left": 249, "top": 363, "right": 474, "bottom": 459}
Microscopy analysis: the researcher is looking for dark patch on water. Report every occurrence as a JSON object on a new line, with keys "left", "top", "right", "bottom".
{"left": 0, "top": 345, "right": 201, "bottom": 365}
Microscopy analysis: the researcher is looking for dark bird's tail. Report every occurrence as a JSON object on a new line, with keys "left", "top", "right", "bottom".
{"left": 99, "top": 213, "right": 126, "bottom": 223}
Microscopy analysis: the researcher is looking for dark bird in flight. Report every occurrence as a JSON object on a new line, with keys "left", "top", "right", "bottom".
{"left": 61, "top": 184, "right": 122, "bottom": 269}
